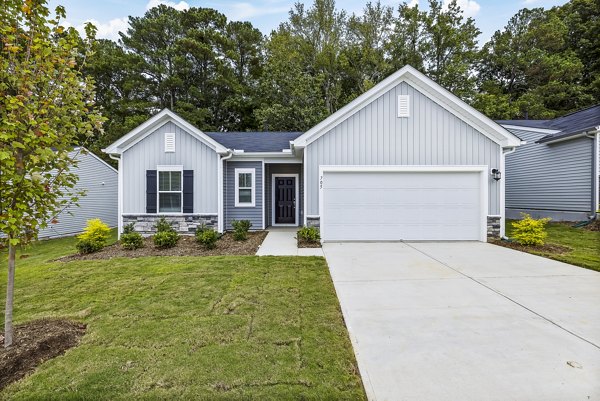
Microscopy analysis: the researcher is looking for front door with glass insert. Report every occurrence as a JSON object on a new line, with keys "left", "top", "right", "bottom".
{"left": 274, "top": 177, "right": 295, "bottom": 224}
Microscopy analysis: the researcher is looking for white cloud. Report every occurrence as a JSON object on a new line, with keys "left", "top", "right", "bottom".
{"left": 146, "top": 0, "right": 190, "bottom": 11}
{"left": 443, "top": 0, "right": 480, "bottom": 17}
{"left": 228, "top": 2, "right": 291, "bottom": 21}
{"left": 71, "top": 17, "right": 130, "bottom": 41}
{"left": 407, "top": 0, "right": 419, "bottom": 7}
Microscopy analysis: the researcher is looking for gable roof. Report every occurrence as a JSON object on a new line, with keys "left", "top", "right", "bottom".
{"left": 102, "top": 109, "right": 228, "bottom": 155}
{"left": 497, "top": 104, "right": 600, "bottom": 143}
{"left": 206, "top": 132, "right": 302, "bottom": 153}
{"left": 292, "top": 65, "right": 523, "bottom": 149}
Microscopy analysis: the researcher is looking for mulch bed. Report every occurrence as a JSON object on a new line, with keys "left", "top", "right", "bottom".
{"left": 0, "top": 319, "right": 86, "bottom": 390}
{"left": 489, "top": 238, "right": 571, "bottom": 254}
{"left": 584, "top": 219, "right": 600, "bottom": 231}
{"left": 297, "top": 238, "right": 322, "bottom": 248}
{"left": 58, "top": 231, "right": 268, "bottom": 261}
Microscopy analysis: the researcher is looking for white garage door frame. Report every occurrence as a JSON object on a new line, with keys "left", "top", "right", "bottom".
{"left": 318, "top": 165, "right": 489, "bottom": 242}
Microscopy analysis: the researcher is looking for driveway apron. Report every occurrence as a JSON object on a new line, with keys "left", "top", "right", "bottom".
{"left": 323, "top": 242, "right": 600, "bottom": 401}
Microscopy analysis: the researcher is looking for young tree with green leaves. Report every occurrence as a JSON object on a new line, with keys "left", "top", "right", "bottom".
{"left": 0, "top": 0, "right": 104, "bottom": 347}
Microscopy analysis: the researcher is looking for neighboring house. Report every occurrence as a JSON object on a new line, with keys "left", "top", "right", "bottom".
{"left": 498, "top": 105, "right": 600, "bottom": 221}
{"left": 37, "top": 148, "right": 118, "bottom": 239}
{"left": 103, "top": 65, "right": 522, "bottom": 242}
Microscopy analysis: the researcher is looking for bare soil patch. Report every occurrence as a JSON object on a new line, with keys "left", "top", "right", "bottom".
{"left": 58, "top": 231, "right": 268, "bottom": 261}
{"left": 490, "top": 238, "right": 571, "bottom": 255}
{"left": 584, "top": 219, "right": 600, "bottom": 232}
{"left": 297, "top": 238, "right": 322, "bottom": 248}
{"left": 0, "top": 319, "right": 86, "bottom": 390}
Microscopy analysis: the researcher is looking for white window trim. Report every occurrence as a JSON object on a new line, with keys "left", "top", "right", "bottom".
{"left": 157, "top": 165, "right": 183, "bottom": 214}
{"left": 235, "top": 168, "right": 256, "bottom": 207}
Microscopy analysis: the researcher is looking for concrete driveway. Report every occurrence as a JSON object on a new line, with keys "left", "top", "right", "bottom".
{"left": 323, "top": 242, "right": 600, "bottom": 401}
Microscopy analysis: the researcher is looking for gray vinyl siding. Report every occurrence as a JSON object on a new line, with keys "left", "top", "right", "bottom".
{"left": 122, "top": 121, "right": 218, "bottom": 213}
{"left": 305, "top": 81, "right": 502, "bottom": 215}
{"left": 505, "top": 127, "right": 594, "bottom": 213}
{"left": 38, "top": 150, "right": 118, "bottom": 239}
{"left": 224, "top": 161, "right": 263, "bottom": 230}
{"left": 265, "top": 164, "right": 303, "bottom": 226}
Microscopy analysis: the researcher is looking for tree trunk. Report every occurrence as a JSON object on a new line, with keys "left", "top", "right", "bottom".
{"left": 4, "top": 242, "right": 15, "bottom": 348}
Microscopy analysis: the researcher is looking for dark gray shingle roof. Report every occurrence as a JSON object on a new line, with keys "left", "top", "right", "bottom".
{"left": 496, "top": 104, "right": 600, "bottom": 142}
{"left": 205, "top": 131, "right": 303, "bottom": 152}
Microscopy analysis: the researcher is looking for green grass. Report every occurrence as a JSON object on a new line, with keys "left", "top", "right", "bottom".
{"left": 0, "top": 234, "right": 365, "bottom": 400}
{"left": 506, "top": 220, "right": 600, "bottom": 271}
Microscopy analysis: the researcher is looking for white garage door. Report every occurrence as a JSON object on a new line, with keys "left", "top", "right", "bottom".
{"left": 321, "top": 168, "right": 486, "bottom": 241}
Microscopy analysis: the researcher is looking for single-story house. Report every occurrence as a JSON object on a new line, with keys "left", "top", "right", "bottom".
{"left": 498, "top": 104, "right": 600, "bottom": 221}
{"left": 103, "top": 65, "right": 522, "bottom": 242}
{"left": 38, "top": 147, "right": 118, "bottom": 238}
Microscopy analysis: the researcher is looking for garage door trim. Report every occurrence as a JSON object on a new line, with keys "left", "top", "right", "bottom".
{"left": 318, "top": 165, "right": 489, "bottom": 242}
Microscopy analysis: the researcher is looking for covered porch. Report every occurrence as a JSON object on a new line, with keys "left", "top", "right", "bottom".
{"left": 264, "top": 163, "right": 303, "bottom": 228}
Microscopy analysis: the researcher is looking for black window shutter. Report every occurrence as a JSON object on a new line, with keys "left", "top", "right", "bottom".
{"left": 146, "top": 170, "right": 157, "bottom": 213}
{"left": 183, "top": 170, "right": 193, "bottom": 213}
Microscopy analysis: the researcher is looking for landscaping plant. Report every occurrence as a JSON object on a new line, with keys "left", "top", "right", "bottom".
{"left": 297, "top": 226, "right": 320, "bottom": 243}
{"left": 0, "top": 1, "right": 104, "bottom": 347}
{"left": 76, "top": 219, "right": 111, "bottom": 254}
{"left": 231, "top": 219, "right": 252, "bottom": 241}
{"left": 196, "top": 227, "right": 219, "bottom": 249}
{"left": 511, "top": 213, "right": 551, "bottom": 246}
{"left": 120, "top": 223, "right": 144, "bottom": 250}
{"left": 152, "top": 217, "right": 179, "bottom": 248}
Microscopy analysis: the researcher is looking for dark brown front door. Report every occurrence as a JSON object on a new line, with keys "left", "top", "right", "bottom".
{"left": 275, "top": 177, "right": 296, "bottom": 224}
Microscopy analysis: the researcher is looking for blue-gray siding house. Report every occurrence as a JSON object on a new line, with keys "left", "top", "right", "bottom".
{"left": 37, "top": 148, "right": 118, "bottom": 239}
{"left": 499, "top": 105, "right": 600, "bottom": 221}
{"left": 103, "top": 65, "right": 522, "bottom": 242}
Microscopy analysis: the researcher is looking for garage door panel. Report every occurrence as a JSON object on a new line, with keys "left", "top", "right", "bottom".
{"left": 321, "top": 170, "right": 484, "bottom": 241}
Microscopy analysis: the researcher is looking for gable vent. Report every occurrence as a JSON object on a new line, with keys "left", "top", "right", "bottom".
{"left": 397, "top": 95, "right": 410, "bottom": 118}
{"left": 164, "top": 133, "right": 175, "bottom": 152}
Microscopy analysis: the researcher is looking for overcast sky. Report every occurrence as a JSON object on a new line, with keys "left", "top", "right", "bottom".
{"left": 48, "top": 0, "right": 569, "bottom": 46}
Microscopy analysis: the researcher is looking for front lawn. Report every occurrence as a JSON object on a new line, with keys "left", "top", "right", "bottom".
{"left": 0, "top": 235, "right": 365, "bottom": 400}
{"left": 503, "top": 221, "right": 600, "bottom": 272}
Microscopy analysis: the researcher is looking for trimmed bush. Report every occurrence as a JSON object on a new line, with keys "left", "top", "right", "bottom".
{"left": 153, "top": 231, "right": 179, "bottom": 249}
{"left": 297, "top": 226, "right": 320, "bottom": 243}
{"left": 196, "top": 228, "right": 219, "bottom": 249}
{"left": 76, "top": 219, "right": 110, "bottom": 254}
{"left": 511, "top": 213, "right": 551, "bottom": 246}
{"left": 231, "top": 219, "right": 252, "bottom": 241}
{"left": 120, "top": 224, "right": 144, "bottom": 250}
{"left": 155, "top": 217, "right": 175, "bottom": 233}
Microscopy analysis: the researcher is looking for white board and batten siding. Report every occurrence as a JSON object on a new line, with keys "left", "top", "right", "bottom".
{"left": 305, "top": 81, "right": 502, "bottom": 220}
{"left": 505, "top": 127, "right": 594, "bottom": 218}
{"left": 38, "top": 149, "right": 118, "bottom": 239}
{"left": 122, "top": 121, "right": 219, "bottom": 214}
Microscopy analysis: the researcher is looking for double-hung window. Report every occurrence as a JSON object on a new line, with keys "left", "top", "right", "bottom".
{"left": 158, "top": 166, "right": 183, "bottom": 213}
{"left": 235, "top": 168, "right": 255, "bottom": 207}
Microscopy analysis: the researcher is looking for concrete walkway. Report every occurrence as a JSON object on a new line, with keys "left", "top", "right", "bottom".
{"left": 324, "top": 241, "right": 600, "bottom": 401}
{"left": 256, "top": 227, "right": 324, "bottom": 256}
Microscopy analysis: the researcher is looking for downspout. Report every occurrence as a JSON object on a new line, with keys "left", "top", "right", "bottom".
{"left": 108, "top": 153, "right": 122, "bottom": 239}
{"left": 586, "top": 127, "right": 600, "bottom": 220}
{"left": 218, "top": 150, "right": 233, "bottom": 233}
{"left": 500, "top": 146, "right": 517, "bottom": 239}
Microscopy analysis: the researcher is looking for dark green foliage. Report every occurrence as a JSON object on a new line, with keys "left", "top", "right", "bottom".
{"left": 154, "top": 217, "right": 175, "bottom": 233}
{"left": 75, "top": 239, "right": 105, "bottom": 254}
{"left": 153, "top": 231, "right": 179, "bottom": 249}
{"left": 196, "top": 228, "right": 219, "bottom": 249}
{"left": 231, "top": 219, "right": 252, "bottom": 241}
{"left": 121, "top": 223, "right": 144, "bottom": 250}
{"left": 297, "top": 226, "right": 320, "bottom": 243}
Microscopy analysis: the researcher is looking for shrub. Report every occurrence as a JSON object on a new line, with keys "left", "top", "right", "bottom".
{"left": 511, "top": 213, "right": 551, "bottom": 246}
{"left": 231, "top": 219, "right": 252, "bottom": 241}
{"left": 153, "top": 231, "right": 179, "bottom": 249}
{"left": 75, "top": 219, "right": 110, "bottom": 254}
{"left": 155, "top": 216, "right": 175, "bottom": 233}
{"left": 120, "top": 224, "right": 144, "bottom": 250}
{"left": 196, "top": 228, "right": 219, "bottom": 249}
{"left": 297, "top": 226, "right": 320, "bottom": 243}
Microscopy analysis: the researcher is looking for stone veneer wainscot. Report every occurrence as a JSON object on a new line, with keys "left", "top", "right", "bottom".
{"left": 122, "top": 214, "right": 218, "bottom": 235}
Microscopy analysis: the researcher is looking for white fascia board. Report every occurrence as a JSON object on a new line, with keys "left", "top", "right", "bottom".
{"left": 102, "top": 109, "right": 228, "bottom": 155}
{"left": 319, "top": 165, "right": 488, "bottom": 174}
{"left": 500, "top": 124, "right": 561, "bottom": 135}
{"left": 75, "top": 146, "right": 118, "bottom": 173}
{"left": 292, "top": 65, "right": 522, "bottom": 149}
